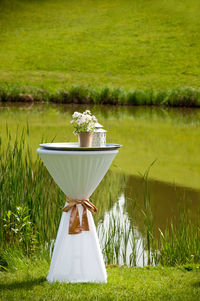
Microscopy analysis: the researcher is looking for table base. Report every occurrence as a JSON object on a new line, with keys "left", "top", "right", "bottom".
{"left": 47, "top": 204, "right": 107, "bottom": 283}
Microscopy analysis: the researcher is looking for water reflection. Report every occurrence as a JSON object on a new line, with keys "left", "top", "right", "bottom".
{"left": 96, "top": 172, "right": 200, "bottom": 266}
{"left": 1, "top": 102, "right": 200, "bottom": 125}
{"left": 124, "top": 175, "right": 200, "bottom": 238}
{"left": 97, "top": 194, "right": 148, "bottom": 267}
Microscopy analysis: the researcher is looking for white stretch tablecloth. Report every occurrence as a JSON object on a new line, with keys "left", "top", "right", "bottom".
{"left": 37, "top": 148, "right": 118, "bottom": 283}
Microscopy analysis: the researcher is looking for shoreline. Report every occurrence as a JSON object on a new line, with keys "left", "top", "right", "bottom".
{"left": 1, "top": 84, "right": 200, "bottom": 107}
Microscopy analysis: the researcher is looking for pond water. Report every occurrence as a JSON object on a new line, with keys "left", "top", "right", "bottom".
{"left": 0, "top": 103, "right": 200, "bottom": 265}
{"left": 96, "top": 173, "right": 200, "bottom": 266}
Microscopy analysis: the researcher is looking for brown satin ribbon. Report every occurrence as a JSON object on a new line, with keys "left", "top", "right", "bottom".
{"left": 62, "top": 196, "right": 98, "bottom": 234}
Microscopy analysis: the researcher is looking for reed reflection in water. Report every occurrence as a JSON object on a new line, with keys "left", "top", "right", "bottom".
{"left": 97, "top": 194, "right": 148, "bottom": 267}
{"left": 96, "top": 173, "right": 200, "bottom": 266}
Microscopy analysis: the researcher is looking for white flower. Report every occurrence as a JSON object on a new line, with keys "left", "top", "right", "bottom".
{"left": 85, "top": 115, "right": 92, "bottom": 122}
{"left": 92, "top": 116, "right": 97, "bottom": 122}
{"left": 71, "top": 110, "right": 98, "bottom": 134}
{"left": 72, "top": 111, "right": 80, "bottom": 118}
{"left": 83, "top": 110, "right": 91, "bottom": 115}
{"left": 79, "top": 115, "right": 87, "bottom": 124}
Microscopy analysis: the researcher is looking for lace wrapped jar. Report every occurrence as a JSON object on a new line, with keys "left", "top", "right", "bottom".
{"left": 92, "top": 123, "right": 106, "bottom": 147}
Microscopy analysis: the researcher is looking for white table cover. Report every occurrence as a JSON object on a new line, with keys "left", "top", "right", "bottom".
{"left": 37, "top": 148, "right": 118, "bottom": 283}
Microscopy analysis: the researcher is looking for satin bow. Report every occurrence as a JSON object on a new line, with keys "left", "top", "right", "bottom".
{"left": 62, "top": 196, "right": 98, "bottom": 234}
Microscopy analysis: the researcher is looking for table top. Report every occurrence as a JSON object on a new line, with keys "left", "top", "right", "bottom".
{"left": 39, "top": 142, "right": 122, "bottom": 152}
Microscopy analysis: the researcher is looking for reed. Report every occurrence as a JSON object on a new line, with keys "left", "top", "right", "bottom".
{"left": 0, "top": 127, "right": 64, "bottom": 244}
{"left": 159, "top": 208, "right": 200, "bottom": 266}
{"left": 1, "top": 83, "right": 200, "bottom": 107}
{"left": 97, "top": 163, "right": 200, "bottom": 267}
{"left": 97, "top": 203, "right": 200, "bottom": 267}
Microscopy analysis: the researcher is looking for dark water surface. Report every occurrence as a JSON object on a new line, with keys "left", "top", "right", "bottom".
{"left": 125, "top": 174, "right": 200, "bottom": 235}
{"left": 96, "top": 172, "right": 200, "bottom": 266}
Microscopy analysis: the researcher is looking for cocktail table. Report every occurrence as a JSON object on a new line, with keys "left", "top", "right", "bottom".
{"left": 37, "top": 143, "right": 121, "bottom": 283}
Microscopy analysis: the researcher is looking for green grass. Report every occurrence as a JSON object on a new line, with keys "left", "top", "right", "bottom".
{"left": 0, "top": 257, "right": 200, "bottom": 301}
{"left": 0, "top": 0, "right": 200, "bottom": 105}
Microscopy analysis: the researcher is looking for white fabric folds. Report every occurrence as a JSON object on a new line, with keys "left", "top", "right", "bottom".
{"left": 37, "top": 149, "right": 118, "bottom": 283}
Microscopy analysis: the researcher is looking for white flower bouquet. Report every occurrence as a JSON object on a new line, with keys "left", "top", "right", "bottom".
{"left": 71, "top": 110, "right": 97, "bottom": 135}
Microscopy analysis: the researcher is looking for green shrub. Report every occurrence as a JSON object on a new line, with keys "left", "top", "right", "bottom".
{"left": 3, "top": 206, "right": 38, "bottom": 255}
{"left": 1, "top": 83, "right": 200, "bottom": 107}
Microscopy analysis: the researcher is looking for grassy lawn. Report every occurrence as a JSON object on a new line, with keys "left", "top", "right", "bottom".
{"left": 0, "top": 0, "right": 200, "bottom": 90}
{"left": 0, "top": 259, "right": 199, "bottom": 301}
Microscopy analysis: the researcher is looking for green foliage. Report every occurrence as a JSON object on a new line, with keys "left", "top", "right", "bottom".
{"left": 0, "top": 252, "right": 8, "bottom": 272}
{"left": 0, "top": 128, "right": 65, "bottom": 244}
{"left": 3, "top": 206, "right": 38, "bottom": 254}
{"left": 1, "top": 84, "right": 200, "bottom": 107}
{"left": 159, "top": 209, "right": 200, "bottom": 266}
{"left": 139, "top": 162, "right": 155, "bottom": 266}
